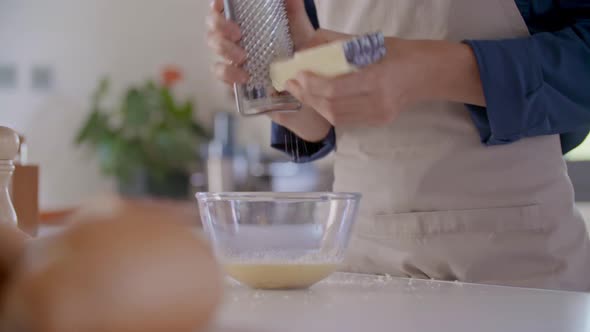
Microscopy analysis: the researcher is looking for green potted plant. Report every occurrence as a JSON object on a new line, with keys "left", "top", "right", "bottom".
{"left": 75, "top": 67, "right": 210, "bottom": 199}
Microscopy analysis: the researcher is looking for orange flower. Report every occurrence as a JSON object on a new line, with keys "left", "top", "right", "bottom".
{"left": 162, "top": 66, "right": 183, "bottom": 87}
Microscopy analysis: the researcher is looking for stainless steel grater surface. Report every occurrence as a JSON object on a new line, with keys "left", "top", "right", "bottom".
{"left": 224, "top": 0, "right": 301, "bottom": 116}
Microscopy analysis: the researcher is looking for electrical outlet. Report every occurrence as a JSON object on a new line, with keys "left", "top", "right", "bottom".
{"left": 0, "top": 64, "right": 17, "bottom": 89}
{"left": 31, "top": 65, "right": 54, "bottom": 91}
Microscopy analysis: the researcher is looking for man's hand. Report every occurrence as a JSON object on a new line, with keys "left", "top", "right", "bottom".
{"left": 206, "top": 0, "right": 343, "bottom": 142}
{"left": 207, "top": 0, "right": 316, "bottom": 85}
{"left": 285, "top": 38, "right": 486, "bottom": 127}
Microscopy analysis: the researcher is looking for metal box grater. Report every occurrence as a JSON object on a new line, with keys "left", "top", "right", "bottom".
{"left": 224, "top": 0, "right": 302, "bottom": 116}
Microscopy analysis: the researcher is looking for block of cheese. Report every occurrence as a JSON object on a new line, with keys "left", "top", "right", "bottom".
{"left": 270, "top": 41, "right": 357, "bottom": 92}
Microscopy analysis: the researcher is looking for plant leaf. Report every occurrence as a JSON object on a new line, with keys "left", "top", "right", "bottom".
{"left": 161, "top": 87, "right": 177, "bottom": 114}
{"left": 122, "top": 88, "right": 150, "bottom": 129}
{"left": 191, "top": 121, "right": 211, "bottom": 139}
{"left": 91, "top": 77, "right": 109, "bottom": 108}
{"left": 177, "top": 100, "right": 193, "bottom": 121}
{"left": 75, "top": 111, "right": 112, "bottom": 145}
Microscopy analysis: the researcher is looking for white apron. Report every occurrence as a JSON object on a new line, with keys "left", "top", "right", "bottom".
{"left": 315, "top": 0, "right": 590, "bottom": 292}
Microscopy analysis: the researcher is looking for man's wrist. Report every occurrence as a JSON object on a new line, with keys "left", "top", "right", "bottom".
{"left": 384, "top": 37, "right": 485, "bottom": 107}
{"left": 383, "top": 37, "right": 427, "bottom": 106}
{"left": 432, "top": 41, "right": 485, "bottom": 106}
{"left": 269, "top": 107, "right": 332, "bottom": 143}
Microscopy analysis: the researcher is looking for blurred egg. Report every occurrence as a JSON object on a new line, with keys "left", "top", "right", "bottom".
{"left": 0, "top": 223, "right": 29, "bottom": 297}
{"left": 1, "top": 202, "right": 223, "bottom": 332}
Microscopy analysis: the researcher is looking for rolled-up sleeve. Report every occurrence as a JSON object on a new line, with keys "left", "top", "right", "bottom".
{"left": 271, "top": 123, "right": 336, "bottom": 163}
{"left": 464, "top": 20, "right": 590, "bottom": 151}
{"left": 270, "top": 0, "right": 332, "bottom": 163}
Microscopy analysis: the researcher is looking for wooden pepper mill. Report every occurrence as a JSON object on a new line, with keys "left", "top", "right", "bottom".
{"left": 0, "top": 126, "right": 19, "bottom": 226}
{"left": 12, "top": 134, "right": 39, "bottom": 236}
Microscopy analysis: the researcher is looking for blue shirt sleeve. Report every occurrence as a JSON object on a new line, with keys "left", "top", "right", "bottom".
{"left": 271, "top": 0, "right": 334, "bottom": 163}
{"left": 464, "top": 19, "right": 590, "bottom": 153}
{"left": 271, "top": 123, "right": 336, "bottom": 163}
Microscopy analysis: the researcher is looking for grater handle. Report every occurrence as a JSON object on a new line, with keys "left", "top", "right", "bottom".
{"left": 223, "top": 0, "right": 248, "bottom": 116}
{"left": 223, "top": 0, "right": 236, "bottom": 21}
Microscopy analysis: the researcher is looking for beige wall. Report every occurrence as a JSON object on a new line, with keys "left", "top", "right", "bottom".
{"left": 0, "top": 0, "right": 279, "bottom": 210}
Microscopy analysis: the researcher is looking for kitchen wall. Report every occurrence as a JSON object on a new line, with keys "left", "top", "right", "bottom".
{"left": 11, "top": 1, "right": 586, "bottom": 212}
{"left": 0, "top": 0, "right": 280, "bottom": 210}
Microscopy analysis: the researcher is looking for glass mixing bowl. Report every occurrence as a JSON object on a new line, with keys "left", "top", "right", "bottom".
{"left": 196, "top": 192, "right": 361, "bottom": 289}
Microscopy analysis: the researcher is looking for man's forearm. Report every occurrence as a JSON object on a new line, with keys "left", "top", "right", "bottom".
{"left": 387, "top": 38, "right": 486, "bottom": 107}
{"left": 268, "top": 105, "right": 332, "bottom": 143}
{"left": 278, "top": 32, "right": 489, "bottom": 131}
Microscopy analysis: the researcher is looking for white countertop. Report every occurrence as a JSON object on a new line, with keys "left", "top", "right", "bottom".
{"left": 37, "top": 212, "right": 590, "bottom": 332}
{"left": 213, "top": 273, "right": 590, "bottom": 332}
